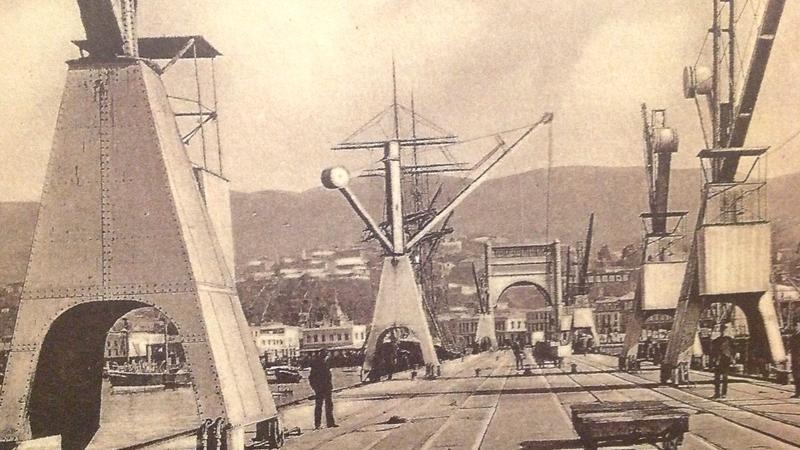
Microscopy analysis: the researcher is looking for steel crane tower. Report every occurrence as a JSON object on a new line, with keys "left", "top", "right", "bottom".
{"left": 661, "top": 0, "right": 788, "bottom": 384}
{"left": 0, "top": 2, "right": 281, "bottom": 448}
{"left": 619, "top": 106, "right": 690, "bottom": 367}
{"left": 322, "top": 70, "right": 552, "bottom": 377}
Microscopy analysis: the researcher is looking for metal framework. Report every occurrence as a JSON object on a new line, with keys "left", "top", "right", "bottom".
{"left": 73, "top": 34, "right": 225, "bottom": 177}
{"left": 661, "top": 0, "right": 788, "bottom": 383}
{"left": 322, "top": 68, "right": 552, "bottom": 376}
{"left": 619, "top": 105, "right": 688, "bottom": 366}
{"left": 0, "top": 2, "right": 279, "bottom": 448}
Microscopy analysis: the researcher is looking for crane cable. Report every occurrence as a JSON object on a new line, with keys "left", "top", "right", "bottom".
{"left": 768, "top": 127, "right": 800, "bottom": 157}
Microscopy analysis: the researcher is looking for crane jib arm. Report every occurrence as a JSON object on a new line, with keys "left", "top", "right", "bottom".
{"left": 76, "top": 0, "right": 138, "bottom": 58}
{"left": 721, "top": 0, "right": 786, "bottom": 180}
{"left": 404, "top": 113, "right": 553, "bottom": 251}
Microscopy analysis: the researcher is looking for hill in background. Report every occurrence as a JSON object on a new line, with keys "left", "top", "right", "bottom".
{"left": 230, "top": 166, "right": 705, "bottom": 267}
{"left": 2, "top": 166, "right": 800, "bottom": 284}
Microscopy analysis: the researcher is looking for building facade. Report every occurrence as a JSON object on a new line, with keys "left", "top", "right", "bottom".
{"left": 301, "top": 324, "right": 363, "bottom": 351}
{"left": 497, "top": 312, "right": 529, "bottom": 345}
{"left": 251, "top": 323, "right": 302, "bottom": 363}
{"left": 593, "top": 294, "right": 635, "bottom": 342}
{"left": 104, "top": 331, "right": 183, "bottom": 366}
{"left": 527, "top": 308, "right": 555, "bottom": 335}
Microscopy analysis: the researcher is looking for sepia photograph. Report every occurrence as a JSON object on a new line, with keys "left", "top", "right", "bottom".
{"left": 1, "top": 1, "right": 800, "bottom": 449}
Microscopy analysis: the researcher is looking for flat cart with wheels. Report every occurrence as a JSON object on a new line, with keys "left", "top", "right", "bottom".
{"left": 570, "top": 401, "right": 688, "bottom": 450}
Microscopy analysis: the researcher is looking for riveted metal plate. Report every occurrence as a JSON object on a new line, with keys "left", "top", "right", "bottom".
{"left": 0, "top": 61, "right": 275, "bottom": 442}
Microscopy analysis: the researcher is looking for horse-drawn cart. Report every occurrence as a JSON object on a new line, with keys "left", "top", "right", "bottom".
{"left": 533, "top": 341, "right": 570, "bottom": 368}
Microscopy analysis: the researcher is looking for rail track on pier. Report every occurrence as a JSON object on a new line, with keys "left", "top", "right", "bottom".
{"left": 556, "top": 354, "right": 800, "bottom": 449}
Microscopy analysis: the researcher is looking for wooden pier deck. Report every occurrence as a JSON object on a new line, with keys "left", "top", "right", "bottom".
{"left": 277, "top": 351, "right": 800, "bottom": 449}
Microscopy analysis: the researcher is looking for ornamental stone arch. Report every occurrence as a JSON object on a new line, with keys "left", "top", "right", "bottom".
{"left": 475, "top": 241, "right": 563, "bottom": 348}
{"left": 485, "top": 242, "right": 563, "bottom": 310}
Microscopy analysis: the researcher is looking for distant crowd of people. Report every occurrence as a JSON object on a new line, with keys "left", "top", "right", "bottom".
{"left": 293, "top": 349, "right": 364, "bottom": 369}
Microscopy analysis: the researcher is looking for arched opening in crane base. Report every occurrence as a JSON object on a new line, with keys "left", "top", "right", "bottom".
{"left": 696, "top": 302, "right": 762, "bottom": 373}
{"left": 363, "top": 326, "right": 426, "bottom": 382}
{"left": 28, "top": 303, "right": 193, "bottom": 450}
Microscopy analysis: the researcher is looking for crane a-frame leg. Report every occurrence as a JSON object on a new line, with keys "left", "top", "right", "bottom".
{"left": 621, "top": 307, "right": 646, "bottom": 361}
{"left": 662, "top": 267, "right": 786, "bottom": 383}
{"left": 474, "top": 313, "right": 498, "bottom": 351}
{"left": 362, "top": 256, "right": 439, "bottom": 379}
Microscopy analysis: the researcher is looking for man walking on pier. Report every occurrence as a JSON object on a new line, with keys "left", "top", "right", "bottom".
{"left": 790, "top": 322, "right": 800, "bottom": 398}
{"left": 511, "top": 340, "right": 523, "bottom": 370}
{"left": 711, "top": 324, "right": 734, "bottom": 399}
{"left": 310, "top": 349, "right": 337, "bottom": 429}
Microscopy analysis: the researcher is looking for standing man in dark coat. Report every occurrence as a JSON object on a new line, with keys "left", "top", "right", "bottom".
{"left": 711, "top": 324, "right": 735, "bottom": 399}
{"left": 790, "top": 322, "right": 800, "bottom": 398}
{"left": 309, "top": 349, "right": 337, "bottom": 429}
{"left": 386, "top": 335, "right": 399, "bottom": 381}
{"left": 511, "top": 340, "right": 523, "bottom": 369}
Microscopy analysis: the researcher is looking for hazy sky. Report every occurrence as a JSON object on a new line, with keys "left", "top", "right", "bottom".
{"left": 1, "top": 1, "right": 799, "bottom": 202}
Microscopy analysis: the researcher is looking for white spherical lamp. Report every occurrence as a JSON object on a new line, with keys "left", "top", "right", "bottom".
{"left": 321, "top": 166, "right": 350, "bottom": 189}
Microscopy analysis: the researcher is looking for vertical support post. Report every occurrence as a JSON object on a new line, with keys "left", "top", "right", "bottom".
{"left": 193, "top": 43, "right": 208, "bottom": 170}
{"left": 565, "top": 246, "right": 572, "bottom": 305}
{"left": 728, "top": 0, "right": 736, "bottom": 111}
{"left": 119, "top": 0, "right": 139, "bottom": 57}
{"left": 552, "top": 240, "right": 563, "bottom": 341}
{"left": 410, "top": 92, "right": 422, "bottom": 212}
{"left": 123, "top": 318, "right": 130, "bottom": 365}
{"left": 211, "top": 57, "right": 224, "bottom": 176}
{"left": 391, "top": 59, "right": 400, "bottom": 140}
{"left": 545, "top": 122, "right": 553, "bottom": 242}
{"left": 712, "top": 0, "right": 721, "bottom": 147}
{"left": 163, "top": 317, "right": 168, "bottom": 365}
{"left": 552, "top": 240, "right": 563, "bottom": 308}
{"left": 484, "top": 242, "right": 492, "bottom": 310}
{"left": 711, "top": 0, "right": 722, "bottom": 180}
{"left": 385, "top": 141, "right": 404, "bottom": 254}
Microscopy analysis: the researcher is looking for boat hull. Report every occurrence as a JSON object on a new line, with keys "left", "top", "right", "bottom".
{"left": 108, "top": 371, "right": 166, "bottom": 387}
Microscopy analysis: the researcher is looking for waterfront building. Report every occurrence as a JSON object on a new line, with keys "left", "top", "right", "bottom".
{"left": 104, "top": 331, "right": 183, "bottom": 366}
{"left": 301, "top": 325, "right": 360, "bottom": 351}
{"left": 497, "top": 311, "right": 530, "bottom": 346}
{"left": 251, "top": 323, "right": 302, "bottom": 363}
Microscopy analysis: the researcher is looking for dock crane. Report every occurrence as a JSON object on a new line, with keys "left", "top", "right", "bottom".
{"left": 662, "top": 0, "right": 788, "bottom": 383}
{"left": 567, "top": 213, "right": 599, "bottom": 352}
{"left": 620, "top": 105, "right": 689, "bottom": 370}
{"left": 0, "top": 2, "right": 283, "bottom": 449}
{"left": 323, "top": 67, "right": 552, "bottom": 375}
{"left": 564, "top": 213, "right": 594, "bottom": 303}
